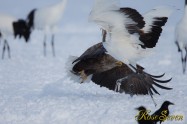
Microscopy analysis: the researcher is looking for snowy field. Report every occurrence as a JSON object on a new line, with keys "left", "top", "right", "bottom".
{"left": 0, "top": 0, "right": 186, "bottom": 124}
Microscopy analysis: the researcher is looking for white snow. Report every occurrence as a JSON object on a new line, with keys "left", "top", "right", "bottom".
{"left": 0, "top": 0, "right": 186, "bottom": 124}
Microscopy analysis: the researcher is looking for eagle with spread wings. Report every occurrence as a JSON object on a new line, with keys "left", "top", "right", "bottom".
{"left": 70, "top": 42, "right": 172, "bottom": 99}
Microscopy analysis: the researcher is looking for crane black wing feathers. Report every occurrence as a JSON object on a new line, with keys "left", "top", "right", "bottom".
{"left": 119, "top": 7, "right": 168, "bottom": 48}
{"left": 27, "top": 9, "right": 37, "bottom": 30}
{"left": 119, "top": 8, "right": 145, "bottom": 29}
{"left": 139, "top": 17, "right": 168, "bottom": 48}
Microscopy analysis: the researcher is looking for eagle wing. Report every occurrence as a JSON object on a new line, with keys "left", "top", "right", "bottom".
{"left": 92, "top": 64, "right": 134, "bottom": 90}
{"left": 92, "top": 66, "right": 172, "bottom": 96}
{"left": 72, "top": 43, "right": 106, "bottom": 63}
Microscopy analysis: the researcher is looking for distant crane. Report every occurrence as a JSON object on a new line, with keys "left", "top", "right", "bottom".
{"left": 175, "top": 0, "right": 187, "bottom": 73}
{"left": 0, "top": 14, "right": 30, "bottom": 59}
{"left": 27, "top": 0, "right": 67, "bottom": 56}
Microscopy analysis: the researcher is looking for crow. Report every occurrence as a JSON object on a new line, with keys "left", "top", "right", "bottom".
{"left": 152, "top": 101, "right": 174, "bottom": 124}
{"left": 136, "top": 106, "right": 154, "bottom": 124}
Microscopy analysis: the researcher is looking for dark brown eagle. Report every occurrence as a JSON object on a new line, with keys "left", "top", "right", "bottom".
{"left": 70, "top": 42, "right": 172, "bottom": 99}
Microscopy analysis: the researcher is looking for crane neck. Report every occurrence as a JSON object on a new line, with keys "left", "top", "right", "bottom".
{"left": 53, "top": 0, "right": 67, "bottom": 13}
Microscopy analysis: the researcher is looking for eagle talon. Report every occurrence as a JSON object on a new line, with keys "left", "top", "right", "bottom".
{"left": 79, "top": 70, "right": 87, "bottom": 83}
{"left": 115, "top": 61, "right": 123, "bottom": 67}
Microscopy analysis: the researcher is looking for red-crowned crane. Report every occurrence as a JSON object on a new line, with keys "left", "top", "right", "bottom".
{"left": 175, "top": 0, "right": 187, "bottom": 73}
{"left": 0, "top": 14, "right": 30, "bottom": 59}
{"left": 27, "top": 0, "right": 67, "bottom": 57}
{"left": 89, "top": 0, "right": 173, "bottom": 71}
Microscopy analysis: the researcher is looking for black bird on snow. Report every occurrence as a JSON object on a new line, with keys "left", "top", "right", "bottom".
{"left": 152, "top": 101, "right": 174, "bottom": 124}
{"left": 136, "top": 101, "right": 174, "bottom": 124}
{"left": 69, "top": 42, "right": 172, "bottom": 101}
{"left": 136, "top": 106, "right": 154, "bottom": 124}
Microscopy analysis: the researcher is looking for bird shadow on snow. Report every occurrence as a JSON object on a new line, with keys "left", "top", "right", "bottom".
{"left": 39, "top": 76, "right": 123, "bottom": 101}
{"left": 37, "top": 75, "right": 160, "bottom": 110}
{"left": 38, "top": 55, "right": 117, "bottom": 100}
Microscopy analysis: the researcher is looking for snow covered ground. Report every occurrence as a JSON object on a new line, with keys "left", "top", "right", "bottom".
{"left": 0, "top": 0, "right": 186, "bottom": 124}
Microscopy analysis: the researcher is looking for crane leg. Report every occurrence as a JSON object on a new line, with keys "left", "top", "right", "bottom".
{"left": 2, "top": 40, "right": 6, "bottom": 59}
{"left": 6, "top": 40, "right": 11, "bottom": 59}
{"left": 43, "top": 35, "right": 47, "bottom": 57}
{"left": 51, "top": 34, "right": 55, "bottom": 57}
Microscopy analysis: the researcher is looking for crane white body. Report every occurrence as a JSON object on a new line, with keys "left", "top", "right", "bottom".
{"left": 90, "top": 0, "right": 173, "bottom": 67}
{"left": 0, "top": 14, "right": 16, "bottom": 38}
{"left": 34, "top": 0, "right": 67, "bottom": 32}
{"left": 0, "top": 13, "right": 30, "bottom": 59}
{"left": 27, "top": 0, "right": 67, "bottom": 56}
{"left": 175, "top": 0, "right": 187, "bottom": 73}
